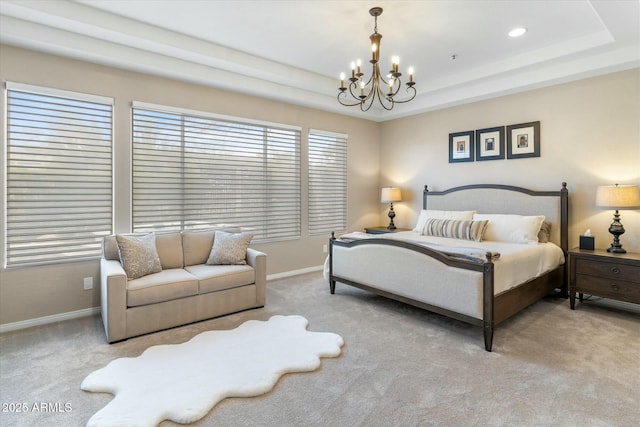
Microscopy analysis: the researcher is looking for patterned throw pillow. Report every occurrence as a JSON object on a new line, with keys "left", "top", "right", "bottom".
{"left": 116, "top": 233, "right": 162, "bottom": 279}
{"left": 423, "top": 218, "right": 489, "bottom": 242}
{"left": 206, "top": 231, "right": 254, "bottom": 265}
{"left": 413, "top": 210, "right": 477, "bottom": 233}
{"left": 538, "top": 221, "right": 552, "bottom": 243}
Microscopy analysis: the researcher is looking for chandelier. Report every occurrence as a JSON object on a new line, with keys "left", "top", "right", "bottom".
{"left": 338, "top": 7, "right": 416, "bottom": 112}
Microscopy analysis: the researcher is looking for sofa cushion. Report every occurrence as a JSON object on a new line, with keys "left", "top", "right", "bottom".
{"left": 185, "top": 264, "right": 256, "bottom": 294}
{"left": 155, "top": 232, "right": 184, "bottom": 269}
{"left": 116, "top": 233, "right": 162, "bottom": 280}
{"left": 182, "top": 230, "right": 215, "bottom": 267}
{"left": 182, "top": 227, "right": 242, "bottom": 266}
{"left": 206, "top": 231, "right": 253, "bottom": 265}
{"left": 126, "top": 268, "right": 198, "bottom": 307}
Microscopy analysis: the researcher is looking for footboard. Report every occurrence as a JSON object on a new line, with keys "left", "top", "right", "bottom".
{"left": 329, "top": 234, "right": 496, "bottom": 351}
{"left": 329, "top": 183, "right": 567, "bottom": 352}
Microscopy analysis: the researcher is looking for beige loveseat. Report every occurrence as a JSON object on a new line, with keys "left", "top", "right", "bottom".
{"left": 100, "top": 228, "right": 266, "bottom": 343}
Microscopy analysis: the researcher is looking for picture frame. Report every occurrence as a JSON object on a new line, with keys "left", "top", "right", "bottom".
{"left": 449, "top": 130, "right": 474, "bottom": 163}
{"left": 475, "top": 126, "right": 505, "bottom": 161}
{"left": 506, "top": 121, "right": 540, "bottom": 159}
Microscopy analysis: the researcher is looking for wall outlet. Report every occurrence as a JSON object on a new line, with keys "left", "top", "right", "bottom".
{"left": 83, "top": 277, "right": 93, "bottom": 290}
{"left": 323, "top": 244, "right": 328, "bottom": 253}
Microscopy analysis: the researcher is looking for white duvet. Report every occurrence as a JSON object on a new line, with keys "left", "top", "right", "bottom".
{"left": 328, "top": 231, "right": 565, "bottom": 295}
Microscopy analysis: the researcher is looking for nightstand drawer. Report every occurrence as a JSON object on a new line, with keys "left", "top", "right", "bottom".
{"left": 575, "top": 274, "right": 640, "bottom": 304}
{"left": 575, "top": 259, "right": 640, "bottom": 283}
{"left": 569, "top": 249, "right": 640, "bottom": 310}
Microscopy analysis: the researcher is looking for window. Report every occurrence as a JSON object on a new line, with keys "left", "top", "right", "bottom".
{"left": 4, "top": 83, "right": 113, "bottom": 267}
{"left": 308, "top": 129, "right": 347, "bottom": 235}
{"left": 131, "top": 102, "right": 301, "bottom": 242}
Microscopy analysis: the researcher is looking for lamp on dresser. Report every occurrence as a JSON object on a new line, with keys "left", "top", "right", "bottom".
{"left": 381, "top": 187, "right": 402, "bottom": 230}
{"left": 595, "top": 183, "right": 640, "bottom": 254}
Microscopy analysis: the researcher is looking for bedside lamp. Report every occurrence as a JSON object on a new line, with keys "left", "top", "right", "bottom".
{"left": 381, "top": 187, "right": 402, "bottom": 230}
{"left": 596, "top": 184, "right": 640, "bottom": 254}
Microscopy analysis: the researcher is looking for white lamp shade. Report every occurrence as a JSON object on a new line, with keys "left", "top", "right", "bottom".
{"left": 596, "top": 184, "right": 640, "bottom": 209}
{"left": 381, "top": 187, "right": 402, "bottom": 203}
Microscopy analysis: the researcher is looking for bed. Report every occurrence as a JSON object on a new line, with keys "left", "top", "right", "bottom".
{"left": 328, "top": 183, "right": 568, "bottom": 351}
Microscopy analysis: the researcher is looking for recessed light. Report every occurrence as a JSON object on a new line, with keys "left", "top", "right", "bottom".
{"left": 509, "top": 27, "right": 527, "bottom": 38}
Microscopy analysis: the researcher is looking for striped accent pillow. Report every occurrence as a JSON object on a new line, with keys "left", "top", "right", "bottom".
{"left": 423, "top": 218, "right": 489, "bottom": 242}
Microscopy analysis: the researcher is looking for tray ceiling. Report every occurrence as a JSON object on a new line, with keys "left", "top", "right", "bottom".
{"left": 1, "top": 0, "right": 638, "bottom": 121}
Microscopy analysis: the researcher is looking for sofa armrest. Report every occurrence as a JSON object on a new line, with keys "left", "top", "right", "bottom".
{"left": 100, "top": 258, "right": 128, "bottom": 343}
{"left": 246, "top": 248, "right": 267, "bottom": 306}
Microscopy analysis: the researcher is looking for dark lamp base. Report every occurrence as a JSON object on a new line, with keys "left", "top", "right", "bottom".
{"left": 386, "top": 202, "right": 397, "bottom": 230}
{"left": 606, "top": 209, "right": 627, "bottom": 254}
{"left": 607, "top": 246, "right": 627, "bottom": 254}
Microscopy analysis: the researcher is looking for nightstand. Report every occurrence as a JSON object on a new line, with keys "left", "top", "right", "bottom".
{"left": 568, "top": 248, "right": 640, "bottom": 309}
{"left": 364, "top": 226, "right": 411, "bottom": 234}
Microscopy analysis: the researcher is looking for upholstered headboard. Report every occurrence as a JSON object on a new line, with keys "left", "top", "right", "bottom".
{"left": 423, "top": 183, "right": 568, "bottom": 253}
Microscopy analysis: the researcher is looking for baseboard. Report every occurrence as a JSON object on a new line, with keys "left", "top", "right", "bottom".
{"left": 1, "top": 277, "right": 634, "bottom": 334}
{"left": 1, "top": 267, "right": 324, "bottom": 334}
{"left": 579, "top": 296, "right": 640, "bottom": 314}
{"left": 267, "top": 265, "right": 323, "bottom": 281}
{"left": 0, "top": 306, "right": 101, "bottom": 334}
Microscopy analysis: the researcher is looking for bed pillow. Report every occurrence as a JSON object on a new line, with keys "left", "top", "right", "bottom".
{"left": 206, "top": 231, "right": 254, "bottom": 265}
{"left": 472, "top": 214, "right": 545, "bottom": 244}
{"left": 413, "top": 210, "right": 477, "bottom": 233}
{"left": 116, "top": 233, "right": 162, "bottom": 280}
{"left": 423, "top": 218, "right": 489, "bottom": 242}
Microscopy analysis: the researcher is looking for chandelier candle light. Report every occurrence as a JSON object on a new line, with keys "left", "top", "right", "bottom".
{"left": 338, "top": 7, "right": 416, "bottom": 111}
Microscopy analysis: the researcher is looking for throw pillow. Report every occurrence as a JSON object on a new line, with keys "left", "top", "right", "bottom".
{"left": 423, "top": 218, "right": 489, "bottom": 242}
{"left": 116, "top": 233, "right": 162, "bottom": 280}
{"left": 206, "top": 231, "right": 254, "bottom": 265}
{"left": 538, "top": 221, "right": 552, "bottom": 243}
{"left": 413, "top": 210, "right": 477, "bottom": 233}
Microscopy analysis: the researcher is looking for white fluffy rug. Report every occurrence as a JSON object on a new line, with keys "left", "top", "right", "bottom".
{"left": 81, "top": 315, "right": 344, "bottom": 426}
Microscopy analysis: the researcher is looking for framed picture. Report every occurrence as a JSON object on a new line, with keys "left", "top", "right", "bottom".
{"left": 449, "top": 130, "right": 474, "bottom": 163}
{"left": 475, "top": 126, "right": 505, "bottom": 161}
{"left": 507, "top": 121, "right": 540, "bottom": 159}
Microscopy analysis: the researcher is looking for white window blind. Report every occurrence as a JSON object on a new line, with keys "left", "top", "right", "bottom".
{"left": 4, "top": 83, "right": 113, "bottom": 267}
{"left": 132, "top": 104, "right": 301, "bottom": 242}
{"left": 308, "top": 129, "right": 347, "bottom": 235}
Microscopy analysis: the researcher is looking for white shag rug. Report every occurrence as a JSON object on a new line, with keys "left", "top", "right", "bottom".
{"left": 81, "top": 315, "right": 344, "bottom": 426}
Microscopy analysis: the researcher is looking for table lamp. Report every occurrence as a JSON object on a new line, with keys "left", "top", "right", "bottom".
{"left": 381, "top": 187, "right": 402, "bottom": 230}
{"left": 595, "top": 184, "right": 640, "bottom": 253}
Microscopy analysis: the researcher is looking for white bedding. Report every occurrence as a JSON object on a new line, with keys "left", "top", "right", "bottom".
{"left": 330, "top": 230, "right": 565, "bottom": 295}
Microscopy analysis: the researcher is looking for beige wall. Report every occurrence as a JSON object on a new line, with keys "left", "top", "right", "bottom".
{"left": 0, "top": 45, "right": 381, "bottom": 325}
{"left": 1, "top": 44, "right": 638, "bottom": 327}
{"left": 379, "top": 68, "right": 640, "bottom": 254}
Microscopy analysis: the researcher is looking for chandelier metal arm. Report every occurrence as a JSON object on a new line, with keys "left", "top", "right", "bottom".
{"left": 390, "top": 85, "right": 417, "bottom": 104}
{"left": 337, "top": 89, "right": 364, "bottom": 107}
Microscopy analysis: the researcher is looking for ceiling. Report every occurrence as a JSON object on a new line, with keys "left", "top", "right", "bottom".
{"left": 1, "top": 0, "right": 639, "bottom": 122}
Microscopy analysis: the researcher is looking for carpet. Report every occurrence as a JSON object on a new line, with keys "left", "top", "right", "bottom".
{"left": 81, "top": 315, "right": 344, "bottom": 426}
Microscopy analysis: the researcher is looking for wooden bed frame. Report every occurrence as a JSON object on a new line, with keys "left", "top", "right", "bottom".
{"left": 329, "top": 183, "right": 568, "bottom": 351}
